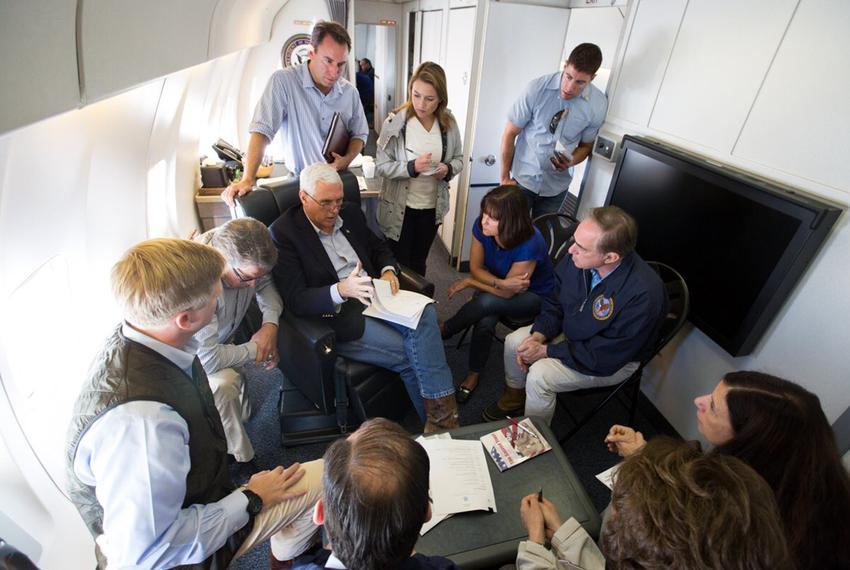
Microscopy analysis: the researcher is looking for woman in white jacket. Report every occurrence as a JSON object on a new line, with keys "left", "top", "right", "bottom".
{"left": 516, "top": 438, "right": 791, "bottom": 569}
{"left": 375, "top": 61, "right": 464, "bottom": 276}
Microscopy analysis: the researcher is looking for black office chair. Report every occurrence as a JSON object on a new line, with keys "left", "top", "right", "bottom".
{"left": 556, "top": 261, "right": 690, "bottom": 444}
{"left": 235, "top": 171, "right": 426, "bottom": 446}
{"left": 455, "top": 212, "right": 578, "bottom": 348}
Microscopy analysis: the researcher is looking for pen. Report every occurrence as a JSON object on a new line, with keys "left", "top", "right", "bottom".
{"left": 538, "top": 488, "right": 543, "bottom": 503}
{"left": 506, "top": 416, "right": 539, "bottom": 439}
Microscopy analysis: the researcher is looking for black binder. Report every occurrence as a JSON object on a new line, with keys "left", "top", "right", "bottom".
{"left": 322, "top": 112, "right": 350, "bottom": 163}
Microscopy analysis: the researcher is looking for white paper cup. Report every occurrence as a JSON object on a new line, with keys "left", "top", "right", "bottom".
{"left": 362, "top": 161, "right": 376, "bottom": 178}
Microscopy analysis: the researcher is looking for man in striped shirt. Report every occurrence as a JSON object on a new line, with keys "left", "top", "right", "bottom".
{"left": 223, "top": 20, "right": 368, "bottom": 207}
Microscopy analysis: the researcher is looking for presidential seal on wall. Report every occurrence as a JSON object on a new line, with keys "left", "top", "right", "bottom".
{"left": 281, "top": 33, "right": 311, "bottom": 68}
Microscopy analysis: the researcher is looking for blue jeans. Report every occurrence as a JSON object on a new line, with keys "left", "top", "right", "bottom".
{"left": 443, "top": 291, "right": 542, "bottom": 371}
{"left": 335, "top": 304, "right": 454, "bottom": 421}
{"left": 519, "top": 186, "right": 567, "bottom": 219}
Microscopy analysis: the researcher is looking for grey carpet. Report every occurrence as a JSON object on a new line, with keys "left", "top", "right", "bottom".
{"left": 230, "top": 239, "right": 678, "bottom": 568}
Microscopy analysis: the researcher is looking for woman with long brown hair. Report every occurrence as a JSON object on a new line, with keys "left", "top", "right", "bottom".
{"left": 375, "top": 61, "right": 464, "bottom": 276}
{"left": 607, "top": 371, "right": 850, "bottom": 569}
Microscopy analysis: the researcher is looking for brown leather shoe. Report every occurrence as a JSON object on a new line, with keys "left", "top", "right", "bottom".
{"left": 482, "top": 386, "right": 526, "bottom": 421}
{"left": 423, "top": 394, "right": 460, "bottom": 432}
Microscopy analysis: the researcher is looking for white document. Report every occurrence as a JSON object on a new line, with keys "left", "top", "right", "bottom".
{"left": 595, "top": 463, "right": 620, "bottom": 491}
{"left": 349, "top": 153, "right": 365, "bottom": 168}
{"left": 418, "top": 438, "right": 497, "bottom": 535}
{"left": 362, "top": 278, "right": 434, "bottom": 329}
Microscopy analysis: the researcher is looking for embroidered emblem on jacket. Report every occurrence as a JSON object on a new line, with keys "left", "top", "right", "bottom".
{"left": 592, "top": 294, "right": 614, "bottom": 321}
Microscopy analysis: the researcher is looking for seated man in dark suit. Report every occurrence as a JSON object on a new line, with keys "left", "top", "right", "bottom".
{"left": 269, "top": 162, "right": 458, "bottom": 431}
{"left": 299, "top": 418, "right": 458, "bottom": 569}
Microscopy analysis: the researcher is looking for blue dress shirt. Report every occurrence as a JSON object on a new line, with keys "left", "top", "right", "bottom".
{"left": 508, "top": 71, "right": 608, "bottom": 196}
{"left": 249, "top": 61, "right": 369, "bottom": 176}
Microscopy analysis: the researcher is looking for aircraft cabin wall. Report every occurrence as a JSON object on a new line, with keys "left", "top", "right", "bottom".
{"left": 0, "top": 0, "right": 329, "bottom": 565}
{"left": 578, "top": 0, "right": 850, "bottom": 442}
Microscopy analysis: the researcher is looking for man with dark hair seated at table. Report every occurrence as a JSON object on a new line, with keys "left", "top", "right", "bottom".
{"left": 296, "top": 418, "right": 457, "bottom": 570}
{"left": 515, "top": 437, "right": 793, "bottom": 569}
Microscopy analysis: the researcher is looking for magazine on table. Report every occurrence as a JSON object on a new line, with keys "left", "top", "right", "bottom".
{"left": 479, "top": 417, "right": 551, "bottom": 472}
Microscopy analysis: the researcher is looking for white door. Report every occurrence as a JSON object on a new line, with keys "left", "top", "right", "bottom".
{"left": 419, "top": 10, "right": 444, "bottom": 64}
{"left": 457, "top": 2, "right": 571, "bottom": 264}
{"left": 374, "top": 26, "right": 389, "bottom": 130}
{"left": 438, "top": 6, "right": 476, "bottom": 251}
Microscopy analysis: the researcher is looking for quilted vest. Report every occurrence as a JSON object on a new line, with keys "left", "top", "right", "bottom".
{"left": 65, "top": 325, "right": 238, "bottom": 568}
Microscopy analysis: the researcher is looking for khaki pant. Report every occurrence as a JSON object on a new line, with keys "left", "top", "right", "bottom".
{"left": 208, "top": 368, "right": 254, "bottom": 462}
{"left": 235, "top": 459, "right": 324, "bottom": 561}
{"left": 504, "top": 326, "right": 639, "bottom": 424}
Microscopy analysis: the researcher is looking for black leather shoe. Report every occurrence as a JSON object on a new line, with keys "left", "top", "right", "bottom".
{"left": 482, "top": 400, "right": 524, "bottom": 422}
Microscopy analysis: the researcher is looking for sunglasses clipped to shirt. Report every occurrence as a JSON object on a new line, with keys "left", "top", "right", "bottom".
{"left": 549, "top": 108, "right": 569, "bottom": 134}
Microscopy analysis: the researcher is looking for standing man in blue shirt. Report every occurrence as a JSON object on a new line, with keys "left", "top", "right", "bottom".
{"left": 223, "top": 20, "right": 368, "bottom": 206}
{"left": 499, "top": 43, "right": 608, "bottom": 218}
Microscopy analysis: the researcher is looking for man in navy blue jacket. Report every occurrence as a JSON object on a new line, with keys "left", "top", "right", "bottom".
{"left": 483, "top": 206, "right": 667, "bottom": 425}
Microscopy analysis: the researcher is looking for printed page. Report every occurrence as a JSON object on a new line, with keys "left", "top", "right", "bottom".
{"left": 595, "top": 463, "right": 620, "bottom": 491}
{"left": 363, "top": 279, "right": 434, "bottom": 328}
{"left": 420, "top": 438, "right": 497, "bottom": 517}
{"left": 372, "top": 278, "right": 433, "bottom": 318}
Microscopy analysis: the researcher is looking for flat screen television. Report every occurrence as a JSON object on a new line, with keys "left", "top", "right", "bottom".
{"left": 605, "top": 136, "right": 841, "bottom": 356}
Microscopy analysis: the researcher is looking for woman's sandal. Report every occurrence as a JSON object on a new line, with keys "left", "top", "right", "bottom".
{"left": 455, "top": 372, "right": 480, "bottom": 405}
{"left": 456, "top": 385, "right": 476, "bottom": 405}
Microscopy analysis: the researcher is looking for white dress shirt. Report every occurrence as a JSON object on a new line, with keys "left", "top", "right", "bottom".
{"left": 72, "top": 324, "right": 249, "bottom": 569}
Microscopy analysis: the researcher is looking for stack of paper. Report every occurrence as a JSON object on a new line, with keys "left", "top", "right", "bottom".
{"left": 363, "top": 278, "right": 434, "bottom": 329}
{"left": 416, "top": 435, "right": 497, "bottom": 535}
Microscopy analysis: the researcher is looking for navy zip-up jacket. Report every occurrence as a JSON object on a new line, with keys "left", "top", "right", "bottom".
{"left": 531, "top": 252, "right": 667, "bottom": 376}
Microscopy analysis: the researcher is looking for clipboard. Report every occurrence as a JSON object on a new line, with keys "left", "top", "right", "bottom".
{"left": 322, "top": 112, "right": 350, "bottom": 163}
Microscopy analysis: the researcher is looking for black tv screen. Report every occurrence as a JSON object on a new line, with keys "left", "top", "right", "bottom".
{"left": 605, "top": 136, "right": 840, "bottom": 356}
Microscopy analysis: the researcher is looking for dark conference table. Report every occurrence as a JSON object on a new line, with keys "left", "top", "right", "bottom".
{"left": 415, "top": 418, "right": 601, "bottom": 568}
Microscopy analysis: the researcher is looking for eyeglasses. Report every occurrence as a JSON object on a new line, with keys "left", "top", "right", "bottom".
{"left": 232, "top": 266, "right": 258, "bottom": 283}
{"left": 305, "top": 192, "right": 346, "bottom": 211}
{"left": 549, "top": 108, "right": 568, "bottom": 134}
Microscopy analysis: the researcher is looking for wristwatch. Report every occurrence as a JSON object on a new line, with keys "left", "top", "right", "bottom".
{"left": 242, "top": 489, "right": 263, "bottom": 516}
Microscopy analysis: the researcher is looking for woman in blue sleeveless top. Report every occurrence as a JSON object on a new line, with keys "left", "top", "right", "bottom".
{"left": 441, "top": 185, "right": 554, "bottom": 404}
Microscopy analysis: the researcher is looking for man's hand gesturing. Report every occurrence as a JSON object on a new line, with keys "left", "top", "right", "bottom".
{"left": 338, "top": 261, "right": 374, "bottom": 305}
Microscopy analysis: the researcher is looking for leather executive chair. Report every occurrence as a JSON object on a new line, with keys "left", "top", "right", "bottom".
{"left": 234, "top": 170, "right": 429, "bottom": 446}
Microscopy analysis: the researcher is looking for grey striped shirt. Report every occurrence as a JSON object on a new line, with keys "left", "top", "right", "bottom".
{"left": 249, "top": 61, "right": 369, "bottom": 175}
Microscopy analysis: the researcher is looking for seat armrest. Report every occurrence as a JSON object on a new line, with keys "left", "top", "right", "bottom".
{"left": 277, "top": 309, "right": 338, "bottom": 414}
{"left": 281, "top": 310, "right": 335, "bottom": 348}
{"left": 398, "top": 264, "right": 435, "bottom": 298}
